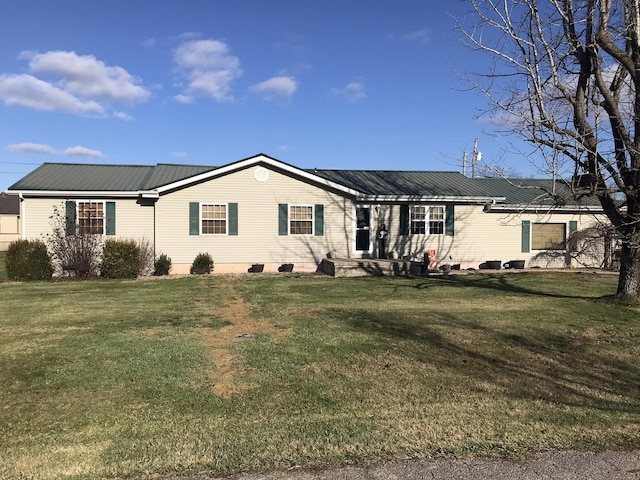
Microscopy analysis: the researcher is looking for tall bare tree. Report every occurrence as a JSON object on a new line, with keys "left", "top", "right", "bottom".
{"left": 459, "top": 0, "right": 640, "bottom": 298}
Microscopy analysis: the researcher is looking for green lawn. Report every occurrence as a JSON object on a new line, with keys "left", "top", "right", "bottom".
{"left": 0, "top": 251, "right": 6, "bottom": 280}
{"left": 0, "top": 272, "right": 639, "bottom": 479}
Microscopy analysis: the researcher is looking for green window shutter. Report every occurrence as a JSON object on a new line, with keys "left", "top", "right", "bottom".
{"left": 521, "top": 220, "right": 531, "bottom": 253}
{"left": 400, "top": 205, "right": 409, "bottom": 235}
{"left": 569, "top": 220, "right": 578, "bottom": 237}
{"left": 314, "top": 204, "right": 324, "bottom": 236}
{"left": 278, "top": 204, "right": 288, "bottom": 235}
{"left": 65, "top": 200, "right": 76, "bottom": 235}
{"left": 445, "top": 205, "right": 455, "bottom": 236}
{"left": 189, "top": 202, "right": 199, "bottom": 235}
{"left": 105, "top": 202, "right": 116, "bottom": 235}
{"left": 228, "top": 203, "right": 238, "bottom": 236}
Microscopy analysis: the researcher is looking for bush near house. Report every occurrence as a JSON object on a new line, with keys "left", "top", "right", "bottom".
{"left": 5, "top": 239, "right": 53, "bottom": 281}
{"left": 100, "top": 238, "right": 140, "bottom": 279}
{"left": 190, "top": 252, "right": 213, "bottom": 274}
{"left": 154, "top": 253, "right": 172, "bottom": 276}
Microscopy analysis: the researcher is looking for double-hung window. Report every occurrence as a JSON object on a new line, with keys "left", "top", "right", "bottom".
{"left": 201, "top": 203, "right": 227, "bottom": 234}
{"left": 428, "top": 206, "right": 444, "bottom": 234}
{"left": 410, "top": 206, "right": 427, "bottom": 234}
{"left": 410, "top": 206, "right": 444, "bottom": 235}
{"left": 289, "top": 205, "right": 314, "bottom": 235}
{"left": 78, "top": 201, "right": 105, "bottom": 235}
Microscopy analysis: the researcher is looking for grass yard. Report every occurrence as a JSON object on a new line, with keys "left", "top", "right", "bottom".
{"left": 0, "top": 251, "right": 6, "bottom": 280}
{"left": 0, "top": 272, "right": 639, "bottom": 479}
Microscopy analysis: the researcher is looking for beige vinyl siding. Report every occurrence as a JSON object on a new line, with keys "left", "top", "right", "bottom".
{"left": 155, "top": 165, "right": 355, "bottom": 265}
{"left": 444, "top": 207, "right": 603, "bottom": 267}
{"left": 21, "top": 198, "right": 154, "bottom": 244}
{"left": 371, "top": 204, "right": 604, "bottom": 268}
{"left": 372, "top": 204, "right": 456, "bottom": 260}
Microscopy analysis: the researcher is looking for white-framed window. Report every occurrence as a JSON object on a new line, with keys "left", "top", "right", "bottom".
{"left": 532, "top": 223, "right": 566, "bottom": 250}
{"left": 78, "top": 201, "right": 105, "bottom": 235}
{"left": 410, "top": 206, "right": 426, "bottom": 234}
{"left": 289, "top": 205, "right": 314, "bottom": 235}
{"left": 410, "top": 205, "right": 444, "bottom": 235}
{"left": 429, "top": 206, "right": 444, "bottom": 234}
{"left": 201, "top": 203, "right": 227, "bottom": 235}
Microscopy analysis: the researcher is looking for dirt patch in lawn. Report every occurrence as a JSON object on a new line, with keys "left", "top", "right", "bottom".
{"left": 195, "top": 279, "right": 285, "bottom": 398}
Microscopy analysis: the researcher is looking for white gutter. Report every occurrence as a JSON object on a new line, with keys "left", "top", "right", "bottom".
{"left": 7, "top": 190, "right": 137, "bottom": 198}
{"left": 7, "top": 189, "right": 152, "bottom": 198}
{"left": 484, "top": 203, "right": 604, "bottom": 213}
{"left": 358, "top": 195, "right": 506, "bottom": 204}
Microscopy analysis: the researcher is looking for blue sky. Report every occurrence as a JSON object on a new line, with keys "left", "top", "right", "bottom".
{"left": 0, "top": 0, "right": 531, "bottom": 191}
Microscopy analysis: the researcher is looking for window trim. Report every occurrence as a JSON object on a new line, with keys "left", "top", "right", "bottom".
{"left": 289, "top": 204, "right": 314, "bottom": 236}
{"left": 428, "top": 205, "right": 445, "bottom": 235}
{"left": 409, "top": 205, "right": 445, "bottom": 236}
{"left": 77, "top": 200, "right": 106, "bottom": 235}
{"left": 531, "top": 222, "right": 567, "bottom": 251}
{"left": 200, "top": 202, "right": 228, "bottom": 235}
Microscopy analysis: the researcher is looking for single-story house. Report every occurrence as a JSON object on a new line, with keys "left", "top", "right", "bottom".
{"left": 0, "top": 193, "right": 21, "bottom": 251}
{"left": 7, "top": 153, "right": 607, "bottom": 274}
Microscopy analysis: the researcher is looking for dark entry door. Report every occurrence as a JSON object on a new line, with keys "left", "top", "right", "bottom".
{"left": 355, "top": 207, "right": 371, "bottom": 252}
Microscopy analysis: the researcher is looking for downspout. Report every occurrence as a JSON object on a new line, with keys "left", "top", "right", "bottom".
{"left": 19, "top": 193, "right": 25, "bottom": 240}
{"left": 153, "top": 198, "right": 157, "bottom": 260}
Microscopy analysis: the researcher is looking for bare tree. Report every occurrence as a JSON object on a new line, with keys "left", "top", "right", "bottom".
{"left": 45, "top": 204, "right": 103, "bottom": 278}
{"left": 458, "top": 0, "right": 640, "bottom": 298}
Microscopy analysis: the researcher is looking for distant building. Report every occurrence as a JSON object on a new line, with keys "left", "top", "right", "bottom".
{"left": 0, "top": 193, "right": 20, "bottom": 251}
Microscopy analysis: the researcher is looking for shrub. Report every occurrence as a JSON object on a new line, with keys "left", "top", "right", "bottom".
{"left": 6, "top": 239, "right": 53, "bottom": 281}
{"left": 46, "top": 204, "right": 102, "bottom": 278}
{"left": 101, "top": 238, "right": 140, "bottom": 279}
{"left": 137, "top": 238, "right": 155, "bottom": 276}
{"left": 190, "top": 252, "right": 213, "bottom": 274}
{"left": 154, "top": 253, "right": 172, "bottom": 276}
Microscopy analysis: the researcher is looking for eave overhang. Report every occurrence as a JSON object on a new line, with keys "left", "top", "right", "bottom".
{"left": 6, "top": 189, "right": 143, "bottom": 198}
{"left": 483, "top": 203, "right": 604, "bottom": 214}
{"left": 357, "top": 195, "right": 506, "bottom": 204}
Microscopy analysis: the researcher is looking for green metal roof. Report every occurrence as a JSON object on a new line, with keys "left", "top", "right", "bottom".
{"left": 474, "top": 178, "right": 602, "bottom": 207}
{"left": 6, "top": 159, "right": 604, "bottom": 210}
{"left": 139, "top": 164, "right": 218, "bottom": 189}
{"left": 309, "top": 169, "right": 494, "bottom": 198}
{"left": 8, "top": 163, "right": 217, "bottom": 192}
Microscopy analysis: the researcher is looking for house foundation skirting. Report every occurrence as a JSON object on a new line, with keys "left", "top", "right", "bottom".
{"left": 168, "top": 262, "right": 319, "bottom": 275}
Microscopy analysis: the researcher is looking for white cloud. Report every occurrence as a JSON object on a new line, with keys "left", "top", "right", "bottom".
{"left": 173, "top": 94, "right": 193, "bottom": 104}
{"left": 249, "top": 76, "right": 297, "bottom": 102}
{"left": 0, "top": 50, "right": 149, "bottom": 118}
{"left": 171, "top": 151, "right": 187, "bottom": 158}
{"left": 329, "top": 82, "right": 366, "bottom": 103}
{"left": 402, "top": 28, "right": 432, "bottom": 46}
{"left": 7, "top": 142, "right": 56, "bottom": 154}
{"left": 0, "top": 73, "right": 105, "bottom": 115}
{"left": 143, "top": 38, "right": 156, "bottom": 48}
{"left": 388, "top": 28, "right": 432, "bottom": 46}
{"left": 173, "top": 39, "right": 242, "bottom": 102}
{"left": 25, "top": 50, "right": 150, "bottom": 104}
{"left": 113, "top": 111, "right": 134, "bottom": 121}
{"left": 63, "top": 146, "right": 105, "bottom": 158}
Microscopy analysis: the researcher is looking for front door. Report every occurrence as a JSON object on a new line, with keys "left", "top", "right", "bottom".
{"left": 355, "top": 207, "right": 371, "bottom": 253}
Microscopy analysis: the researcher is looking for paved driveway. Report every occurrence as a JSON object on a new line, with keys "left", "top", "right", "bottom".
{"left": 165, "top": 450, "right": 640, "bottom": 479}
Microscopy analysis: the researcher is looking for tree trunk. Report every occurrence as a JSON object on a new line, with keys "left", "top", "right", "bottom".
{"left": 617, "top": 233, "right": 640, "bottom": 297}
